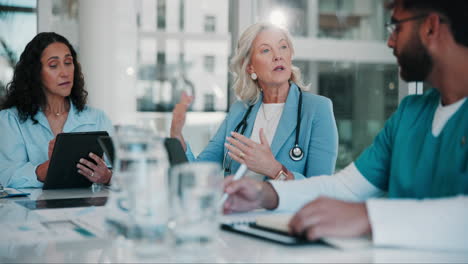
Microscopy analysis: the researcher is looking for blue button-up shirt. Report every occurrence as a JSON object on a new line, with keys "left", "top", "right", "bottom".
{"left": 0, "top": 102, "right": 113, "bottom": 188}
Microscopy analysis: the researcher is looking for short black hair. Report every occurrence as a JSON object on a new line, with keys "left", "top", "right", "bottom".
{"left": 0, "top": 32, "right": 87, "bottom": 123}
{"left": 388, "top": 0, "right": 468, "bottom": 47}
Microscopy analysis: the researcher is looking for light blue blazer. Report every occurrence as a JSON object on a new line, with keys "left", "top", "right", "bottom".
{"left": 186, "top": 83, "right": 338, "bottom": 179}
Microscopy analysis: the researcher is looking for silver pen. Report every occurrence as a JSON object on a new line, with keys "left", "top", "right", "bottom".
{"left": 219, "top": 164, "right": 248, "bottom": 207}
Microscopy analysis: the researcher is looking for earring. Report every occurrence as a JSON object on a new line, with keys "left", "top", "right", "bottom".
{"left": 251, "top": 73, "right": 257, "bottom": 80}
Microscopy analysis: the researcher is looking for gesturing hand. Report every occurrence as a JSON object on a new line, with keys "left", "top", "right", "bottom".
{"left": 76, "top": 152, "right": 112, "bottom": 184}
{"left": 170, "top": 92, "right": 194, "bottom": 151}
{"left": 224, "top": 129, "right": 282, "bottom": 179}
{"left": 288, "top": 197, "right": 372, "bottom": 240}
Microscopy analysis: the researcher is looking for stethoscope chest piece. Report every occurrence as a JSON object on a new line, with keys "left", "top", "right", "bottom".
{"left": 289, "top": 144, "right": 304, "bottom": 161}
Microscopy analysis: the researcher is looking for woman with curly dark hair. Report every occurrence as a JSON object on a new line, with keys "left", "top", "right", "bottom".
{"left": 0, "top": 32, "right": 113, "bottom": 188}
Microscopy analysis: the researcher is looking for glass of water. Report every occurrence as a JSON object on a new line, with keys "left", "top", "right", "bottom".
{"left": 105, "top": 125, "right": 170, "bottom": 256}
{"left": 168, "top": 162, "right": 222, "bottom": 246}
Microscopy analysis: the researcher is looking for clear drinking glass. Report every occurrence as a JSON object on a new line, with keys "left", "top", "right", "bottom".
{"left": 105, "top": 125, "right": 170, "bottom": 256}
{"left": 168, "top": 162, "right": 222, "bottom": 246}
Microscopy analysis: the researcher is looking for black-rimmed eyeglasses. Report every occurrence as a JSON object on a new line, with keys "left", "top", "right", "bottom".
{"left": 385, "top": 14, "right": 449, "bottom": 40}
{"left": 385, "top": 14, "right": 429, "bottom": 38}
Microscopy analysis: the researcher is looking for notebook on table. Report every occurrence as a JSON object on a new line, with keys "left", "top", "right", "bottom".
{"left": 0, "top": 188, "right": 30, "bottom": 198}
{"left": 15, "top": 197, "right": 108, "bottom": 210}
{"left": 220, "top": 213, "right": 321, "bottom": 246}
{"left": 221, "top": 213, "right": 372, "bottom": 248}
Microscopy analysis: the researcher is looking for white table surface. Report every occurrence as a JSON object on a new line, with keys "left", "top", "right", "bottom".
{"left": 0, "top": 188, "right": 467, "bottom": 263}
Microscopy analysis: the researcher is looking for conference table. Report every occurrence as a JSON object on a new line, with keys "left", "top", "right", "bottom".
{"left": 0, "top": 188, "right": 467, "bottom": 263}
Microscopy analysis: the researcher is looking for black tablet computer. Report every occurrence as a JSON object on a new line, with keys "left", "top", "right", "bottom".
{"left": 164, "top": 138, "right": 188, "bottom": 166}
{"left": 97, "top": 136, "right": 115, "bottom": 166}
{"left": 43, "top": 131, "right": 109, "bottom": 190}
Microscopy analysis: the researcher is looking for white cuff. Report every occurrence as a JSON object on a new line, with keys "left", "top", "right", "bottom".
{"left": 270, "top": 180, "right": 312, "bottom": 212}
{"left": 367, "top": 196, "right": 468, "bottom": 251}
{"left": 270, "top": 162, "right": 382, "bottom": 212}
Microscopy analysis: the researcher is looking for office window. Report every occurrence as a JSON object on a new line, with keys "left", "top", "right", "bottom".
{"left": 316, "top": 62, "right": 398, "bottom": 168}
{"left": 157, "top": 0, "right": 166, "bottom": 30}
{"left": 139, "top": 0, "right": 157, "bottom": 31}
{"left": 0, "top": 0, "right": 37, "bottom": 99}
{"left": 255, "top": 0, "right": 388, "bottom": 40}
{"left": 179, "top": 0, "right": 184, "bottom": 31}
{"left": 136, "top": 0, "right": 229, "bottom": 113}
{"left": 317, "top": 0, "right": 388, "bottom": 40}
{"left": 292, "top": 60, "right": 399, "bottom": 169}
{"left": 256, "top": 0, "right": 308, "bottom": 36}
{"left": 203, "top": 55, "right": 215, "bottom": 73}
{"left": 204, "top": 15, "right": 216, "bottom": 32}
{"left": 156, "top": 52, "right": 166, "bottom": 80}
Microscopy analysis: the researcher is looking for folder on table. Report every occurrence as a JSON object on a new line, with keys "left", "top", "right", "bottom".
{"left": 0, "top": 188, "right": 30, "bottom": 198}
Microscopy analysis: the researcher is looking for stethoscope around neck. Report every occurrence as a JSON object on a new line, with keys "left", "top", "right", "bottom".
{"left": 222, "top": 86, "right": 304, "bottom": 174}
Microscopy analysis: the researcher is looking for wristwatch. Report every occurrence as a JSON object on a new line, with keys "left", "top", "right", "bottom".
{"left": 274, "top": 164, "right": 289, "bottom": 181}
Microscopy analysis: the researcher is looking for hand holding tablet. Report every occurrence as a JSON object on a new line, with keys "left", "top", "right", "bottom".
{"left": 43, "top": 131, "right": 109, "bottom": 189}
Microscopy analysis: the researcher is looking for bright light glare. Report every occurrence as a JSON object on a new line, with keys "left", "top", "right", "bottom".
{"left": 126, "top": 67, "right": 135, "bottom": 76}
{"left": 269, "top": 10, "right": 287, "bottom": 28}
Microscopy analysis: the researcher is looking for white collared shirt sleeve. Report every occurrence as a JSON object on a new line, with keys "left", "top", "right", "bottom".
{"left": 367, "top": 196, "right": 468, "bottom": 251}
{"left": 270, "top": 162, "right": 383, "bottom": 212}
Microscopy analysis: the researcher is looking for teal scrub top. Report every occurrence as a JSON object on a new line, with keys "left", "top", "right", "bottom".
{"left": 355, "top": 89, "right": 468, "bottom": 199}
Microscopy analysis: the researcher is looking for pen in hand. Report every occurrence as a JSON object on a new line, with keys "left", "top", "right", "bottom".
{"left": 219, "top": 164, "right": 248, "bottom": 207}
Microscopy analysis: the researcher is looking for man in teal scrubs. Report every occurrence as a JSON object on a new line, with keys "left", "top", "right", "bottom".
{"left": 222, "top": 0, "right": 468, "bottom": 250}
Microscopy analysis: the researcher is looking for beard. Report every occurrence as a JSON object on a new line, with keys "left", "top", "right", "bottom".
{"left": 397, "top": 33, "right": 433, "bottom": 82}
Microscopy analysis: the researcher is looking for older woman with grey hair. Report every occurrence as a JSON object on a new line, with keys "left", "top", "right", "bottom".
{"left": 171, "top": 22, "right": 338, "bottom": 181}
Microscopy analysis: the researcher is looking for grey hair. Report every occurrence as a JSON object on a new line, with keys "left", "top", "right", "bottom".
{"left": 230, "top": 22, "right": 308, "bottom": 105}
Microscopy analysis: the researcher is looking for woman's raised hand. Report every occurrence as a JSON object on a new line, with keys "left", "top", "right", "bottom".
{"left": 224, "top": 128, "right": 282, "bottom": 179}
{"left": 170, "top": 92, "right": 193, "bottom": 151}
